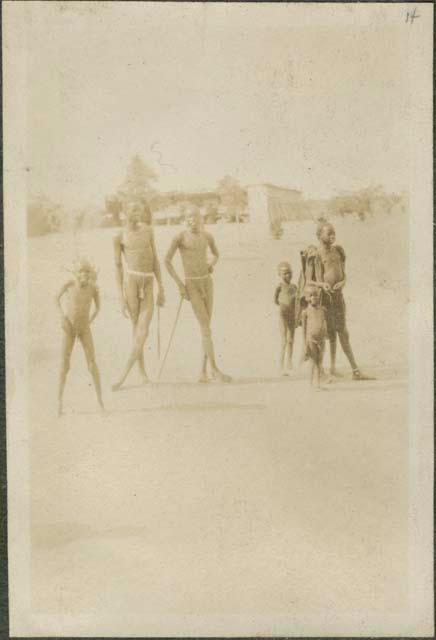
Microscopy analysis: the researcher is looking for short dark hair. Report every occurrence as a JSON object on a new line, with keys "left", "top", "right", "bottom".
{"left": 277, "top": 261, "right": 292, "bottom": 274}
{"left": 316, "top": 220, "right": 334, "bottom": 240}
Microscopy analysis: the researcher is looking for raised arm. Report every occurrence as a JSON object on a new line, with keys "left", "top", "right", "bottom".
{"left": 206, "top": 232, "right": 219, "bottom": 272}
{"left": 165, "top": 235, "right": 188, "bottom": 299}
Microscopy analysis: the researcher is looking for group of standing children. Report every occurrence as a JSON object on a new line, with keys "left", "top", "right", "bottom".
{"left": 274, "top": 221, "right": 370, "bottom": 389}
{"left": 55, "top": 209, "right": 370, "bottom": 416}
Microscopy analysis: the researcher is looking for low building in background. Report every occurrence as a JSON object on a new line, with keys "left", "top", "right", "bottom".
{"left": 246, "top": 183, "right": 304, "bottom": 238}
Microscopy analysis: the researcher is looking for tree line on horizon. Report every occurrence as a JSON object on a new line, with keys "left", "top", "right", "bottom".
{"left": 27, "top": 155, "right": 407, "bottom": 237}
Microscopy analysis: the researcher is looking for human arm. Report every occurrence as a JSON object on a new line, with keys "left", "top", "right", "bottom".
{"left": 206, "top": 232, "right": 219, "bottom": 273}
{"left": 150, "top": 229, "right": 165, "bottom": 307}
{"left": 55, "top": 281, "right": 73, "bottom": 330}
{"left": 333, "top": 246, "right": 346, "bottom": 291}
{"left": 165, "top": 234, "right": 189, "bottom": 299}
{"left": 90, "top": 286, "right": 100, "bottom": 324}
{"left": 301, "top": 310, "right": 309, "bottom": 361}
{"left": 304, "top": 248, "right": 332, "bottom": 293}
{"left": 274, "top": 285, "right": 281, "bottom": 305}
{"left": 306, "top": 274, "right": 332, "bottom": 293}
{"left": 113, "top": 233, "right": 129, "bottom": 317}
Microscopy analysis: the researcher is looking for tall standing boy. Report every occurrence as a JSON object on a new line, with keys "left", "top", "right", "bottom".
{"left": 165, "top": 208, "right": 232, "bottom": 383}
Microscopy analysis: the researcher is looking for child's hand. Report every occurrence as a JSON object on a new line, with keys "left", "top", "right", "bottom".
{"left": 208, "top": 264, "right": 214, "bottom": 274}
{"left": 157, "top": 288, "right": 165, "bottom": 307}
{"left": 178, "top": 284, "right": 189, "bottom": 301}
{"left": 321, "top": 282, "right": 332, "bottom": 293}
{"left": 333, "top": 280, "right": 345, "bottom": 291}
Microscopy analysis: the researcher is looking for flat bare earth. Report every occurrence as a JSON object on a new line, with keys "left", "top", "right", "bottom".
{"left": 29, "top": 215, "right": 409, "bottom": 614}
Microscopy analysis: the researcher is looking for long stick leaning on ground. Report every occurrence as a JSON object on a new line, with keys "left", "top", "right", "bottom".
{"left": 158, "top": 297, "right": 184, "bottom": 380}
{"left": 157, "top": 305, "right": 161, "bottom": 360}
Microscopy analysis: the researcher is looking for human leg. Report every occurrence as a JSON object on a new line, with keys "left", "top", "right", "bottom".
{"left": 79, "top": 327, "right": 104, "bottom": 410}
{"left": 338, "top": 327, "right": 358, "bottom": 372}
{"left": 337, "top": 327, "right": 373, "bottom": 379}
{"left": 58, "top": 327, "right": 75, "bottom": 416}
{"left": 286, "top": 320, "right": 295, "bottom": 370}
{"left": 328, "top": 292, "right": 346, "bottom": 376}
{"left": 125, "top": 275, "right": 149, "bottom": 381}
{"left": 199, "top": 279, "right": 214, "bottom": 381}
{"left": 278, "top": 310, "right": 288, "bottom": 374}
{"left": 308, "top": 338, "right": 324, "bottom": 390}
{"left": 188, "top": 279, "right": 231, "bottom": 382}
{"left": 113, "top": 286, "right": 154, "bottom": 390}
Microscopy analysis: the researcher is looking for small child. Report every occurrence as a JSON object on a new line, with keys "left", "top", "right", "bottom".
{"left": 55, "top": 258, "right": 104, "bottom": 416}
{"left": 301, "top": 284, "right": 327, "bottom": 390}
{"left": 274, "top": 261, "right": 297, "bottom": 375}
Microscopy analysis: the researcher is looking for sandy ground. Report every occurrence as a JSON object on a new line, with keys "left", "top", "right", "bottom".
{"left": 29, "top": 214, "right": 409, "bottom": 617}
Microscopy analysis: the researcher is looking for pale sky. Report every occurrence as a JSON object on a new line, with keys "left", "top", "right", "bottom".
{"left": 26, "top": 2, "right": 412, "bottom": 208}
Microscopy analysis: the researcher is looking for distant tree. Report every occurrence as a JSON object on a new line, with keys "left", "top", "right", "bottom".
{"left": 118, "top": 155, "right": 158, "bottom": 203}
{"left": 27, "top": 194, "right": 63, "bottom": 236}
{"left": 326, "top": 185, "right": 399, "bottom": 221}
{"left": 316, "top": 214, "right": 329, "bottom": 227}
{"left": 149, "top": 192, "right": 172, "bottom": 213}
{"left": 105, "top": 195, "right": 123, "bottom": 226}
{"left": 204, "top": 201, "right": 220, "bottom": 224}
{"left": 216, "top": 176, "right": 248, "bottom": 222}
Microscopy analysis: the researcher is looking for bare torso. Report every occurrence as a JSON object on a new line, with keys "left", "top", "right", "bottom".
{"left": 177, "top": 231, "right": 210, "bottom": 278}
{"left": 119, "top": 225, "right": 154, "bottom": 273}
{"left": 319, "top": 246, "right": 345, "bottom": 287}
{"left": 305, "top": 306, "right": 327, "bottom": 340}
{"left": 65, "top": 282, "right": 96, "bottom": 333}
{"left": 278, "top": 282, "right": 296, "bottom": 307}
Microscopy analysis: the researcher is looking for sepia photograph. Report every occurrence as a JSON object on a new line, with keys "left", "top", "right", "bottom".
{"left": 4, "top": 1, "right": 433, "bottom": 636}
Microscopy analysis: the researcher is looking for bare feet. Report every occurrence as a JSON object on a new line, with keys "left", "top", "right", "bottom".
{"left": 112, "top": 381, "right": 123, "bottom": 392}
{"left": 198, "top": 372, "right": 210, "bottom": 383}
{"left": 139, "top": 372, "right": 150, "bottom": 385}
{"left": 321, "top": 370, "right": 333, "bottom": 384}
{"left": 352, "top": 369, "right": 374, "bottom": 381}
{"left": 330, "top": 369, "right": 344, "bottom": 378}
{"left": 212, "top": 370, "right": 232, "bottom": 383}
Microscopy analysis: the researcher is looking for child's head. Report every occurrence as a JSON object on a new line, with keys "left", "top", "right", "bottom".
{"left": 125, "top": 201, "right": 143, "bottom": 226}
{"left": 185, "top": 206, "right": 202, "bottom": 233}
{"left": 305, "top": 284, "right": 320, "bottom": 306}
{"left": 316, "top": 221, "right": 336, "bottom": 246}
{"left": 277, "top": 261, "right": 292, "bottom": 282}
{"left": 72, "top": 258, "right": 97, "bottom": 287}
